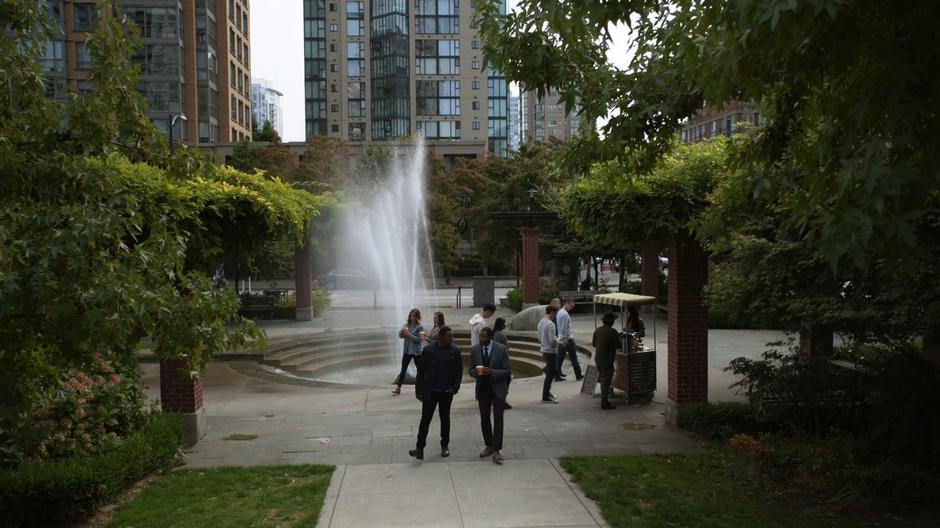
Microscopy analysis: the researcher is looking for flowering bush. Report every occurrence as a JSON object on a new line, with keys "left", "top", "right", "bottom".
{"left": 17, "top": 354, "right": 151, "bottom": 464}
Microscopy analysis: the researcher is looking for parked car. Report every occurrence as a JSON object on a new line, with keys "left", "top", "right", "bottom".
{"left": 322, "top": 268, "right": 372, "bottom": 290}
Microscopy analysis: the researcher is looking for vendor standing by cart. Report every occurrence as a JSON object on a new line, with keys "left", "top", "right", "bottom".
{"left": 592, "top": 312, "right": 622, "bottom": 410}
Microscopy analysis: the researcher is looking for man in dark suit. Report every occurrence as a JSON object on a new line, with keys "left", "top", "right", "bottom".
{"left": 469, "top": 327, "right": 512, "bottom": 465}
{"left": 409, "top": 326, "right": 462, "bottom": 460}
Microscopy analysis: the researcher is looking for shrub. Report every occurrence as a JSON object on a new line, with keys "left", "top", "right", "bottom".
{"left": 677, "top": 402, "right": 771, "bottom": 439}
{"left": 1, "top": 354, "right": 151, "bottom": 467}
{"left": 312, "top": 286, "right": 331, "bottom": 316}
{"left": 505, "top": 288, "right": 523, "bottom": 312}
{"left": 0, "top": 413, "right": 184, "bottom": 527}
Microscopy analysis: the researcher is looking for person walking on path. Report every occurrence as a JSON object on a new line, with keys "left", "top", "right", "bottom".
{"left": 592, "top": 312, "right": 622, "bottom": 410}
{"left": 425, "top": 311, "right": 445, "bottom": 350}
{"left": 470, "top": 327, "right": 512, "bottom": 465}
{"left": 469, "top": 303, "right": 496, "bottom": 347}
{"left": 409, "top": 326, "right": 462, "bottom": 460}
{"left": 492, "top": 317, "right": 513, "bottom": 410}
{"left": 393, "top": 308, "right": 426, "bottom": 396}
{"left": 555, "top": 298, "right": 584, "bottom": 382}
{"left": 539, "top": 305, "right": 560, "bottom": 403}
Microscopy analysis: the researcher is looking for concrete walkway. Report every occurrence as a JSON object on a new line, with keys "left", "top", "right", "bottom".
{"left": 317, "top": 459, "right": 610, "bottom": 528}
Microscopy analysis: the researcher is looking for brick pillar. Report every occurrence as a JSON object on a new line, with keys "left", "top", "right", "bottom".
{"left": 522, "top": 227, "right": 540, "bottom": 305}
{"left": 160, "top": 359, "right": 205, "bottom": 444}
{"left": 665, "top": 235, "right": 709, "bottom": 425}
{"left": 641, "top": 240, "right": 660, "bottom": 299}
{"left": 799, "top": 326, "right": 833, "bottom": 357}
{"left": 294, "top": 239, "right": 312, "bottom": 321}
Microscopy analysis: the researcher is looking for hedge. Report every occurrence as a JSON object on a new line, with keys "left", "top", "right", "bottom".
{"left": 676, "top": 402, "right": 775, "bottom": 439}
{"left": 0, "top": 413, "right": 184, "bottom": 527}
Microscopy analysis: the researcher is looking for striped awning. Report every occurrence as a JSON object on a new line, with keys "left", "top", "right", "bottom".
{"left": 592, "top": 293, "right": 657, "bottom": 307}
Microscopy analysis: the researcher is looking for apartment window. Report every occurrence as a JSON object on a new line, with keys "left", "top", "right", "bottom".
{"left": 244, "top": 45, "right": 249, "bottom": 67}
{"left": 472, "top": 101, "right": 480, "bottom": 110}
{"left": 330, "top": 43, "right": 336, "bottom": 52}
{"left": 348, "top": 81, "right": 365, "bottom": 117}
{"left": 125, "top": 7, "right": 178, "bottom": 39}
{"left": 330, "top": 23, "right": 337, "bottom": 32}
{"left": 73, "top": 3, "right": 96, "bottom": 32}
{"left": 331, "top": 83, "right": 338, "bottom": 93}
{"left": 229, "top": 0, "right": 234, "bottom": 19}
{"left": 230, "top": 30, "right": 235, "bottom": 50}
{"left": 347, "top": 18, "right": 364, "bottom": 36}
{"left": 417, "top": 80, "right": 460, "bottom": 116}
{"left": 346, "top": 0, "right": 364, "bottom": 18}
{"left": 472, "top": 80, "right": 480, "bottom": 90}
{"left": 417, "top": 120, "right": 460, "bottom": 140}
{"left": 472, "top": 40, "right": 479, "bottom": 49}
{"left": 347, "top": 42, "right": 364, "bottom": 76}
{"left": 415, "top": 0, "right": 459, "bottom": 34}
{"left": 305, "top": 39, "right": 326, "bottom": 59}
{"left": 331, "top": 123, "right": 339, "bottom": 133}
{"left": 134, "top": 44, "right": 180, "bottom": 75}
{"left": 231, "top": 95, "right": 237, "bottom": 118}
{"left": 415, "top": 39, "right": 459, "bottom": 75}
{"left": 231, "top": 127, "right": 238, "bottom": 141}
{"left": 230, "top": 62, "right": 236, "bottom": 87}
{"left": 242, "top": 13, "right": 248, "bottom": 33}
{"left": 348, "top": 122, "right": 365, "bottom": 141}
{"left": 75, "top": 42, "right": 92, "bottom": 69}
{"left": 40, "top": 41, "right": 65, "bottom": 72}
{"left": 236, "top": 36, "right": 242, "bottom": 61}
{"left": 329, "top": 3, "right": 336, "bottom": 11}
{"left": 472, "top": 119, "right": 480, "bottom": 130}
{"left": 236, "top": 6, "right": 242, "bottom": 29}
{"left": 472, "top": 60, "right": 480, "bottom": 69}
{"left": 139, "top": 81, "right": 180, "bottom": 113}
{"left": 330, "top": 63, "right": 339, "bottom": 72}
{"left": 331, "top": 103, "right": 338, "bottom": 113}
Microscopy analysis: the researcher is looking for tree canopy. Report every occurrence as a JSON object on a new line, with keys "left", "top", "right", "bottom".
{"left": 479, "top": 0, "right": 940, "bottom": 270}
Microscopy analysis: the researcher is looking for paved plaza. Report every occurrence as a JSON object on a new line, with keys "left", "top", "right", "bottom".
{"left": 141, "top": 303, "right": 784, "bottom": 528}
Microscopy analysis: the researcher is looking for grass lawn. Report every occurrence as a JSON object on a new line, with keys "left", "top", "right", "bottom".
{"left": 106, "top": 465, "right": 335, "bottom": 528}
{"left": 561, "top": 454, "right": 866, "bottom": 528}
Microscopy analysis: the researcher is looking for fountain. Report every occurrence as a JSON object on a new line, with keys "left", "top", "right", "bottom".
{"left": 329, "top": 138, "right": 437, "bottom": 384}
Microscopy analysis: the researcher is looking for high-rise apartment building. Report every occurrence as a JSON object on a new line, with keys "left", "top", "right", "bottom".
{"left": 507, "top": 94, "right": 520, "bottom": 152}
{"left": 303, "top": 0, "right": 509, "bottom": 159}
{"left": 38, "top": 0, "right": 251, "bottom": 145}
{"left": 521, "top": 88, "right": 583, "bottom": 144}
{"left": 251, "top": 77, "right": 285, "bottom": 137}
{"left": 680, "top": 101, "right": 762, "bottom": 143}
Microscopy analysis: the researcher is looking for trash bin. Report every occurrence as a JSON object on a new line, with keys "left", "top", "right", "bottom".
{"left": 472, "top": 276, "right": 495, "bottom": 307}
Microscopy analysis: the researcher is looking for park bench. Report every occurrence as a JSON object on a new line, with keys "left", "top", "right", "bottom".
{"left": 239, "top": 295, "right": 276, "bottom": 320}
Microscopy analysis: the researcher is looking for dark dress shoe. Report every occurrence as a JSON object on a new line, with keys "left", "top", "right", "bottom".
{"left": 409, "top": 448, "right": 424, "bottom": 460}
{"left": 575, "top": 375, "right": 585, "bottom": 381}
{"left": 542, "top": 396, "right": 559, "bottom": 404}
{"left": 504, "top": 402, "right": 513, "bottom": 410}
{"left": 441, "top": 448, "right": 450, "bottom": 457}
{"left": 479, "top": 446, "right": 496, "bottom": 458}
{"left": 601, "top": 402, "right": 617, "bottom": 410}
{"left": 554, "top": 377, "right": 565, "bottom": 382}
{"left": 492, "top": 451, "right": 504, "bottom": 465}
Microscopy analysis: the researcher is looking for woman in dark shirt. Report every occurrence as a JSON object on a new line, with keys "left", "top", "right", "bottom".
{"left": 492, "top": 317, "right": 513, "bottom": 409}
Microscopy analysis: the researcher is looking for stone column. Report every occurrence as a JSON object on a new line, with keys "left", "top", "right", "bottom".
{"left": 521, "top": 227, "right": 540, "bottom": 305}
{"left": 294, "top": 241, "right": 313, "bottom": 321}
{"left": 665, "top": 235, "right": 709, "bottom": 426}
{"left": 641, "top": 240, "right": 660, "bottom": 299}
{"left": 160, "top": 359, "right": 205, "bottom": 445}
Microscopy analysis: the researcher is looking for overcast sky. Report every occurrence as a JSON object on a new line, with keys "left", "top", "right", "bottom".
{"left": 249, "top": 1, "right": 631, "bottom": 142}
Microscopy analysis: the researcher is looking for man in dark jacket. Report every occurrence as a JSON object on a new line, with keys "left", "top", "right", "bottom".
{"left": 592, "top": 312, "right": 622, "bottom": 410}
{"left": 469, "top": 327, "right": 512, "bottom": 464}
{"left": 410, "top": 326, "right": 462, "bottom": 460}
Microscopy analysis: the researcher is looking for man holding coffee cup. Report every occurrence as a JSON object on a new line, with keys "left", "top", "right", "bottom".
{"left": 469, "top": 327, "right": 512, "bottom": 465}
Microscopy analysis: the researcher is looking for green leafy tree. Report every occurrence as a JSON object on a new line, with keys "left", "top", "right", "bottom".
{"left": 255, "top": 120, "right": 281, "bottom": 143}
{"left": 0, "top": 0, "right": 325, "bottom": 463}
{"left": 479, "top": 0, "right": 940, "bottom": 270}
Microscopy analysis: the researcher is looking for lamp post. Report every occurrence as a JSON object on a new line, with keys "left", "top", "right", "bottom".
{"left": 168, "top": 113, "right": 187, "bottom": 155}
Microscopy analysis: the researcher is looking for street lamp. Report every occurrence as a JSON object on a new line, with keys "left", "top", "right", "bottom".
{"left": 168, "top": 113, "right": 187, "bottom": 155}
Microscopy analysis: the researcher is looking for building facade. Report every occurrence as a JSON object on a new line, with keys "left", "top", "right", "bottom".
{"left": 302, "top": 0, "right": 509, "bottom": 159}
{"left": 521, "top": 88, "right": 582, "bottom": 143}
{"left": 39, "top": 0, "right": 251, "bottom": 145}
{"left": 680, "top": 101, "right": 762, "bottom": 143}
{"left": 507, "top": 94, "right": 520, "bottom": 152}
{"left": 251, "top": 77, "right": 284, "bottom": 137}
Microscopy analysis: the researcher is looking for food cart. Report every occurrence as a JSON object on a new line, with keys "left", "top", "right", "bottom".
{"left": 592, "top": 293, "right": 657, "bottom": 403}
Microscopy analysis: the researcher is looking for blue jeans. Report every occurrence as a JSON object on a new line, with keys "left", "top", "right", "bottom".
{"left": 556, "top": 339, "right": 583, "bottom": 378}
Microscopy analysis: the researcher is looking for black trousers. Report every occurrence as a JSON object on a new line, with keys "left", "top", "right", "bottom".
{"left": 478, "top": 388, "right": 505, "bottom": 450}
{"left": 597, "top": 361, "right": 614, "bottom": 403}
{"left": 556, "top": 339, "right": 583, "bottom": 378}
{"left": 416, "top": 391, "right": 454, "bottom": 450}
{"left": 542, "top": 353, "right": 557, "bottom": 399}
{"left": 396, "top": 354, "right": 416, "bottom": 387}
